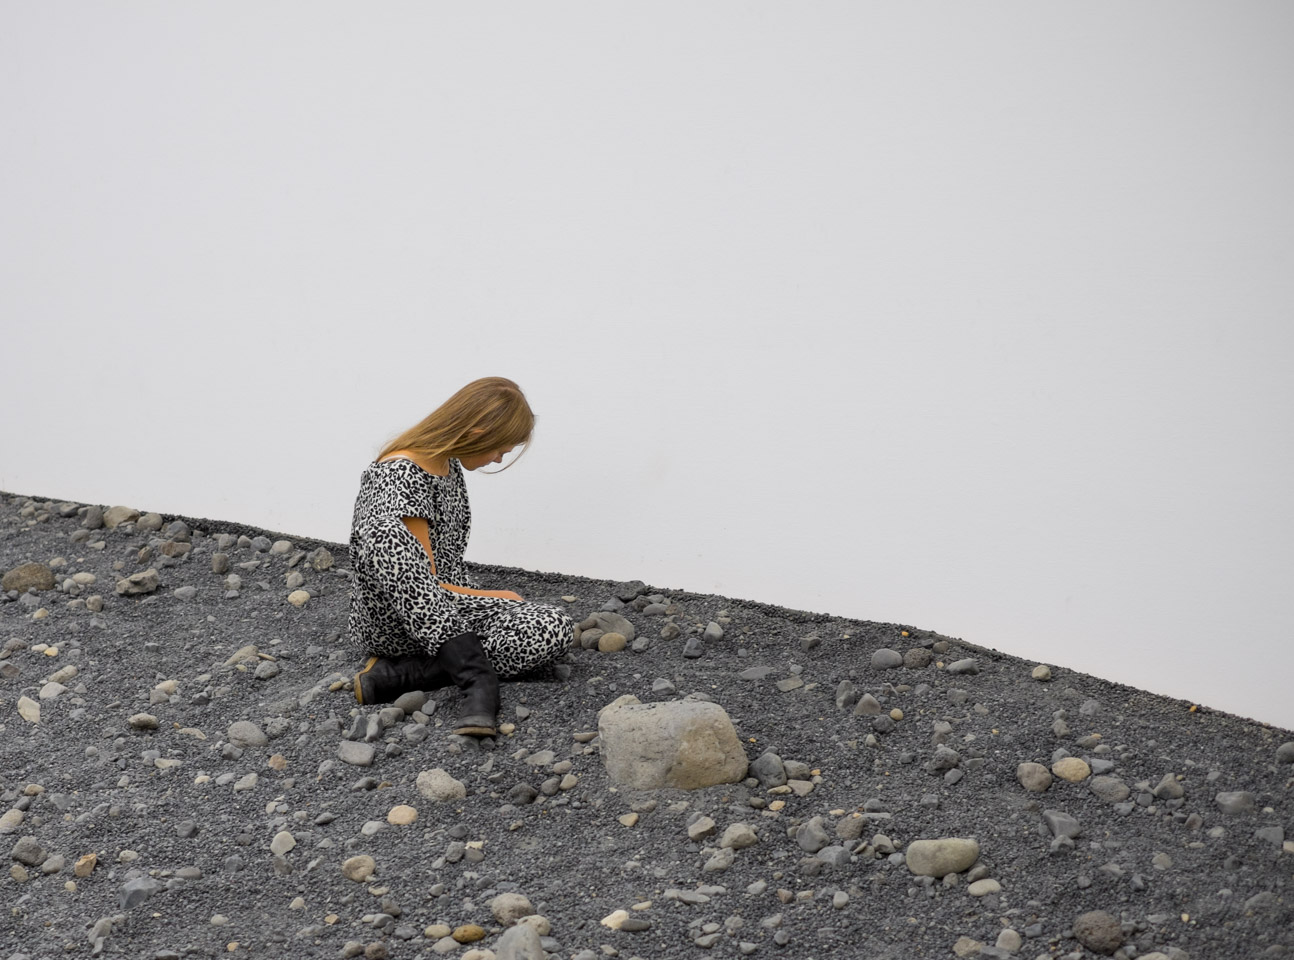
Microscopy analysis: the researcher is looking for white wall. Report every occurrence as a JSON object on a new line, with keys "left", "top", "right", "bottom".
{"left": 3, "top": 2, "right": 1292, "bottom": 730}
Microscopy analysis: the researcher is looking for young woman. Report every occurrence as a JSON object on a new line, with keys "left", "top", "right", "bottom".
{"left": 346, "top": 377, "right": 573, "bottom": 736}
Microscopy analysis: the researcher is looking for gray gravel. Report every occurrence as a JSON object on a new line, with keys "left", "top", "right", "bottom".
{"left": 2, "top": 490, "right": 1293, "bottom": 960}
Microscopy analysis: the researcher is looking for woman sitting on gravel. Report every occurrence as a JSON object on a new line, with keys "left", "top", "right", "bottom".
{"left": 346, "top": 376, "right": 573, "bottom": 736}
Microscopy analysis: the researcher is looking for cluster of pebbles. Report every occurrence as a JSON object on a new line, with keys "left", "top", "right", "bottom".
{"left": 1, "top": 490, "right": 1292, "bottom": 960}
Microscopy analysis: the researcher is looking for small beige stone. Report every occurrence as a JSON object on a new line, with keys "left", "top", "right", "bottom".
{"left": 10, "top": 864, "right": 29, "bottom": 882}
{"left": 953, "top": 935, "right": 985, "bottom": 957}
{"left": 516, "top": 915, "right": 551, "bottom": 935}
{"left": 1031, "top": 664, "right": 1052, "bottom": 681}
{"left": 387, "top": 805, "right": 418, "bottom": 825}
{"left": 290, "top": 896, "right": 305, "bottom": 910}
{"left": 17, "top": 697, "right": 40, "bottom": 724}
{"left": 889, "top": 708, "right": 904, "bottom": 721}
{"left": 425, "top": 924, "right": 453, "bottom": 939}
{"left": 600, "top": 909, "right": 630, "bottom": 930}
{"left": 618, "top": 813, "right": 639, "bottom": 827}
{"left": 416, "top": 768, "right": 466, "bottom": 802}
{"left": 452, "top": 924, "right": 486, "bottom": 943}
{"left": 73, "top": 853, "right": 97, "bottom": 877}
{"left": 490, "top": 892, "right": 534, "bottom": 924}
{"left": 1052, "top": 757, "right": 1092, "bottom": 782}
{"left": 128, "top": 713, "right": 159, "bottom": 730}
{"left": 561, "top": 595, "right": 577, "bottom": 603}
{"left": 597, "top": 632, "right": 627, "bottom": 652}
{"left": 1016, "top": 761, "right": 1052, "bottom": 793}
{"left": 287, "top": 590, "right": 310, "bottom": 607}
{"left": 967, "top": 878, "right": 1001, "bottom": 896}
{"left": 270, "top": 831, "right": 296, "bottom": 855}
{"left": 341, "top": 855, "right": 376, "bottom": 882}
{"left": 0, "top": 809, "right": 24, "bottom": 834}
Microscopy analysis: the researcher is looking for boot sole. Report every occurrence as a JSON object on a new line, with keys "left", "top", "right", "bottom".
{"left": 452, "top": 721, "right": 497, "bottom": 737}
{"left": 354, "top": 656, "right": 380, "bottom": 705}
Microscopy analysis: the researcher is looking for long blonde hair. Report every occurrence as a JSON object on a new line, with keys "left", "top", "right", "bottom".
{"left": 378, "top": 377, "right": 534, "bottom": 472}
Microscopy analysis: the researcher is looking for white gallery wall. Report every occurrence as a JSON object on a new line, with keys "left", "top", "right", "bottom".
{"left": 3, "top": 3, "right": 1292, "bottom": 730}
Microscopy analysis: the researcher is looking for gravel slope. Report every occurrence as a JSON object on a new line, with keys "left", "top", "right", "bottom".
{"left": 1, "top": 490, "right": 1291, "bottom": 960}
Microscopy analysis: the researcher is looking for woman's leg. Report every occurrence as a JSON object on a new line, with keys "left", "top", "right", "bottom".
{"left": 473, "top": 602, "right": 574, "bottom": 678}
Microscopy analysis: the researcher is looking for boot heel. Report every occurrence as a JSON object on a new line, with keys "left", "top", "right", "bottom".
{"left": 354, "top": 656, "right": 380, "bottom": 704}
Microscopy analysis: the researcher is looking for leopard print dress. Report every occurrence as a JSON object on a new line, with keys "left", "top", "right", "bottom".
{"left": 346, "top": 457, "right": 572, "bottom": 677}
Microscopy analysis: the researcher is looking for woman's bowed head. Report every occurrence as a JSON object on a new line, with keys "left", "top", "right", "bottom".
{"left": 378, "top": 376, "right": 535, "bottom": 477}
{"left": 348, "top": 376, "right": 574, "bottom": 737}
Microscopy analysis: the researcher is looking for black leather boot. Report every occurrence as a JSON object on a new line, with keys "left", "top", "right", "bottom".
{"left": 353, "top": 653, "right": 449, "bottom": 705}
{"left": 436, "top": 632, "right": 500, "bottom": 736}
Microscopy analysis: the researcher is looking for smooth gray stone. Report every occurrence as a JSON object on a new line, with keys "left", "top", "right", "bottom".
{"left": 871, "top": 649, "right": 902, "bottom": 670}
{"left": 495, "top": 922, "right": 545, "bottom": 960}
{"left": 796, "top": 817, "right": 830, "bottom": 853}
{"left": 682, "top": 637, "right": 704, "bottom": 658}
{"left": 1215, "top": 791, "right": 1255, "bottom": 814}
{"left": 119, "top": 877, "right": 163, "bottom": 910}
{"left": 946, "top": 658, "right": 979, "bottom": 675}
{"left": 1042, "top": 809, "right": 1082, "bottom": 838}
{"left": 750, "top": 751, "right": 787, "bottom": 787}
{"left": 337, "top": 741, "right": 375, "bottom": 767}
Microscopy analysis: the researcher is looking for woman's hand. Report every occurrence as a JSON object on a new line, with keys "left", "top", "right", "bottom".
{"left": 442, "top": 584, "right": 524, "bottom": 602}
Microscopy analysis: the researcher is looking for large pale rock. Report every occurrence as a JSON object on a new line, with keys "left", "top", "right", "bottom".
{"left": 490, "top": 892, "right": 535, "bottom": 924}
{"left": 598, "top": 697, "right": 748, "bottom": 790}
{"left": 579, "top": 611, "right": 636, "bottom": 644}
{"left": 116, "top": 568, "right": 160, "bottom": 596}
{"left": 3, "top": 563, "right": 55, "bottom": 593}
{"left": 1073, "top": 910, "right": 1123, "bottom": 955}
{"left": 417, "top": 768, "right": 467, "bottom": 801}
{"left": 103, "top": 506, "right": 141, "bottom": 529}
{"left": 17, "top": 697, "right": 40, "bottom": 724}
{"left": 904, "top": 837, "right": 980, "bottom": 877}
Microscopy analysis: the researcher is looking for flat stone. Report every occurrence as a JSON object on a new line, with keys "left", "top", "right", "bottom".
{"left": 227, "top": 721, "right": 268, "bottom": 748}
{"left": 1089, "top": 776, "right": 1130, "bottom": 803}
{"left": 1016, "top": 762, "right": 1051, "bottom": 792}
{"left": 1042, "top": 809, "right": 1082, "bottom": 838}
{"left": 904, "top": 837, "right": 979, "bottom": 877}
{"left": 17, "top": 697, "right": 40, "bottom": 724}
{"left": 720, "top": 823, "right": 758, "bottom": 850}
{"left": 1215, "top": 791, "right": 1255, "bottom": 814}
{"left": 3, "top": 563, "right": 55, "bottom": 593}
{"left": 1051, "top": 757, "right": 1091, "bottom": 782}
{"left": 490, "top": 892, "right": 534, "bottom": 924}
{"left": 387, "top": 805, "right": 418, "bottom": 825}
{"left": 337, "top": 741, "right": 375, "bottom": 767}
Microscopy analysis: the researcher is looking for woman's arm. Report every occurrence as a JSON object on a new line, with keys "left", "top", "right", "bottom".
{"left": 401, "top": 517, "right": 523, "bottom": 602}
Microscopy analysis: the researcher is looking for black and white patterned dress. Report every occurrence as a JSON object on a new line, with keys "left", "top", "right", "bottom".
{"left": 346, "top": 457, "right": 572, "bottom": 677}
